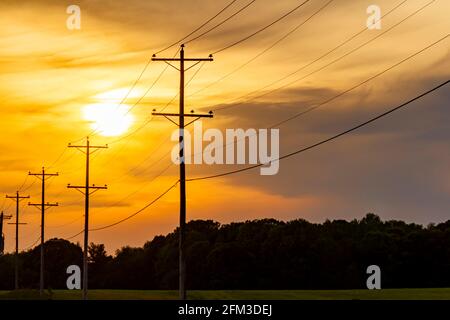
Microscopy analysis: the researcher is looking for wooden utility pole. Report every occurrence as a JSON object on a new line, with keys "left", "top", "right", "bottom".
{"left": 67, "top": 137, "right": 107, "bottom": 300}
{"left": 152, "top": 44, "right": 213, "bottom": 300}
{"left": 0, "top": 211, "right": 12, "bottom": 255}
{"left": 6, "top": 192, "right": 30, "bottom": 290}
{"left": 28, "top": 167, "right": 58, "bottom": 296}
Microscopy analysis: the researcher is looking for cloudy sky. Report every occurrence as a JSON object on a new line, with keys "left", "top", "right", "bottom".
{"left": 0, "top": 0, "right": 449, "bottom": 253}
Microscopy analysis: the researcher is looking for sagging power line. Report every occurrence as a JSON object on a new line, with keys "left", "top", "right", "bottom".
{"left": 212, "top": 0, "right": 434, "bottom": 112}
{"left": 189, "top": 0, "right": 335, "bottom": 98}
{"left": 187, "top": 79, "right": 449, "bottom": 181}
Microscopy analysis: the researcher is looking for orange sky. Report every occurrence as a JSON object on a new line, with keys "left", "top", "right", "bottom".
{"left": 0, "top": 0, "right": 449, "bottom": 253}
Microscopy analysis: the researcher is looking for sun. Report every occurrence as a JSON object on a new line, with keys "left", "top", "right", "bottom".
{"left": 83, "top": 102, "right": 134, "bottom": 137}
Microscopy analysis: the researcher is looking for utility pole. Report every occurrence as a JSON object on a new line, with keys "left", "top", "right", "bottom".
{"left": 152, "top": 44, "right": 213, "bottom": 300}
{"left": 0, "top": 212, "right": 13, "bottom": 255}
{"left": 67, "top": 137, "right": 107, "bottom": 300}
{"left": 6, "top": 191, "right": 30, "bottom": 290}
{"left": 28, "top": 167, "right": 58, "bottom": 296}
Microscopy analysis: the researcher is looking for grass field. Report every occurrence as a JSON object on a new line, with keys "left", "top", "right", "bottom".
{"left": 1, "top": 288, "right": 450, "bottom": 300}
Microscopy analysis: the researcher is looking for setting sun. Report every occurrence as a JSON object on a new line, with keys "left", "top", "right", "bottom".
{"left": 83, "top": 102, "right": 134, "bottom": 136}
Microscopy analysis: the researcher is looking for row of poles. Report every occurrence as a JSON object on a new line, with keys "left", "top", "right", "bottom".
{"left": 1, "top": 44, "right": 212, "bottom": 300}
{"left": 2, "top": 139, "right": 107, "bottom": 299}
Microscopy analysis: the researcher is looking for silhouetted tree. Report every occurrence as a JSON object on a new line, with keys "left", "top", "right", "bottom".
{"left": 2, "top": 214, "right": 450, "bottom": 290}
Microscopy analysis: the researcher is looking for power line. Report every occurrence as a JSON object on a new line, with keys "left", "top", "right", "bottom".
{"left": 32, "top": 0, "right": 241, "bottom": 175}
{"left": 21, "top": 180, "right": 36, "bottom": 193}
{"left": 17, "top": 175, "right": 29, "bottom": 192}
{"left": 107, "top": 142, "right": 173, "bottom": 185}
{"left": 90, "top": 180, "right": 179, "bottom": 232}
{"left": 22, "top": 235, "right": 41, "bottom": 251}
{"left": 47, "top": 215, "right": 83, "bottom": 229}
{"left": 184, "top": 0, "right": 258, "bottom": 45}
{"left": 90, "top": 161, "right": 175, "bottom": 219}
{"left": 121, "top": 48, "right": 181, "bottom": 118}
{"left": 214, "top": 0, "right": 433, "bottom": 111}
{"left": 252, "top": 0, "right": 407, "bottom": 102}
{"left": 59, "top": 32, "right": 447, "bottom": 235}
{"left": 247, "top": 0, "right": 436, "bottom": 105}
{"left": 185, "top": 33, "right": 448, "bottom": 166}
{"left": 82, "top": 0, "right": 242, "bottom": 138}
{"left": 44, "top": 10, "right": 446, "bottom": 223}
{"left": 40, "top": 0, "right": 413, "bottom": 184}
{"left": 187, "top": 79, "right": 449, "bottom": 181}
{"left": 65, "top": 229, "right": 84, "bottom": 241}
{"left": 211, "top": 0, "right": 310, "bottom": 54}
{"left": 73, "top": 33, "right": 448, "bottom": 243}
{"left": 29, "top": 0, "right": 318, "bottom": 172}
{"left": 189, "top": 0, "right": 335, "bottom": 98}
{"left": 271, "top": 34, "right": 449, "bottom": 127}
{"left": 154, "top": 0, "right": 239, "bottom": 55}
{"left": 64, "top": 180, "right": 179, "bottom": 239}
{"left": 99, "top": 61, "right": 207, "bottom": 182}
{"left": 100, "top": 50, "right": 198, "bottom": 148}
{"left": 68, "top": 58, "right": 154, "bottom": 141}
{"left": 48, "top": 3, "right": 214, "bottom": 167}
{"left": 69, "top": 0, "right": 236, "bottom": 141}
{"left": 47, "top": 148, "right": 68, "bottom": 169}
{"left": 92, "top": 58, "right": 207, "bottom": 185}
{"left": 7, "top": 0, "right": 278, "bottom": 186}
{"left": 45, "top": 49, "right": 175, "bottom": 178}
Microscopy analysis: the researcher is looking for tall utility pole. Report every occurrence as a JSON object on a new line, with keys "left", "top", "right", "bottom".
{"left": 28, "top": 167, "right": 58, "bottom": 296}
{"left": 152, "top": 44, "right": 214, "bottom": 300}
{"left": 0, "top": 212, "right": 13, "bottom": 255}
{"left": 67, "top": 137, "right": 107, "bottom": 300}
{"left": 6, "top": 191, "right": 30, "bottom": 290}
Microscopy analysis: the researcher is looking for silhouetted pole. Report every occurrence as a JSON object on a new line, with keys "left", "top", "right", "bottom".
{"left": 0, "top": 211, "right": 12, "bottom": 255}
{"left": 152, "top": 44, "right": 213, "bottom": 300}
{"left": 6, "top": 191, "right": 29, "bottom": 290}
{"left": 28, "top": 167, "right": 58, "bottom": 296}
{"left": 67, "top": 137, "right": 107, "bottom": 300}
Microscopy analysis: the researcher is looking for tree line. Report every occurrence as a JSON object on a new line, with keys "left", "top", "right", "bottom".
{"left": 1, "top": 213, "right": 450, "bottom": 290}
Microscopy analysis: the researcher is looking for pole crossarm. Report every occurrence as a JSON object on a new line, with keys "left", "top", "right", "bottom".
{"left": 67, "top": 184, "right": 107, "bottom": 195}
{"left": 152, "top": 111, "right": 214, "bottom": 127}
{"left": 6, "top": 194, "right": 30, "bottom": 201}
{"left": 152, "top": 112, "right": 213, "bottom": 118}
{"left": 152, "top": 57, "right": 213, "bottom": 62}
{"left": 152, "top": 43, "right": 213, "bottom": 73}
{"left": 29, "top": 171, "right": 59, "bottom": 181}
{"left": 28, "top": 202, "right": 59, "bottom": 210}
{"left": 68, "top": 144, "right": 108, "bottom": 155}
